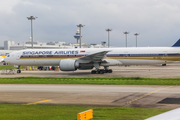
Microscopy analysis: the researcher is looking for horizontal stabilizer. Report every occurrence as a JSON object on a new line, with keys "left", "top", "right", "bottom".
{"left": 172, "top": 39, "right": 180, "bottom": 47}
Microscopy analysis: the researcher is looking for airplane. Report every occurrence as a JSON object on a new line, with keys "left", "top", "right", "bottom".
{"left": 4, "top": 39, "right": 180, "bottom": 74}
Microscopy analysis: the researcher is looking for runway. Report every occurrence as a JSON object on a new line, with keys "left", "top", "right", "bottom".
{"left": 0, "top": 84, "right": 180, "bottom": 108}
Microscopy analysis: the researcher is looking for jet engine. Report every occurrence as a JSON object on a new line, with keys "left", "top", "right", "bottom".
{"left": 59, "top": 59, "right": 79, "bottom": 71}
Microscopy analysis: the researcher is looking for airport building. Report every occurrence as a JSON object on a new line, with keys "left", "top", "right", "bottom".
{"left": 2, "top": 40, "right": 108, "bottom": 50}
{"left": 1, "top": 30, "right": 110, "bottom": 50}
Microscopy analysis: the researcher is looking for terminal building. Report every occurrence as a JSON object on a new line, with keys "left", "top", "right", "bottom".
{"left": 1, "top": 39, "right": 108, "bottom": 50}
{"left": 0, "top": 30, "right": 110, "bottom": 50}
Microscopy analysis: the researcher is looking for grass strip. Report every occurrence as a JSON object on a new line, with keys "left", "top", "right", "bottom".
{"left": 0, "top": 77, "right": 180, "bottom": 85}
{"left": 0, "top": 104, "right": 170, "bottom": 120}
{"left": 0, "top": 65, "right": 17, "bottom": 70}
{"left": 0, "top": 65, "right": 25, "bottom": 70}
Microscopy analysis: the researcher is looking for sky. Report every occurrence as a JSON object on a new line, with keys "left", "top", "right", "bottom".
{"left": 1, "top": 0, "right": 180, "bottom": 47}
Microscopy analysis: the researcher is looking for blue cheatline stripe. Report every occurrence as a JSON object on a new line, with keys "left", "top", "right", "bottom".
{"left": 20, "top": 53, "right": 180, "bottom": 59}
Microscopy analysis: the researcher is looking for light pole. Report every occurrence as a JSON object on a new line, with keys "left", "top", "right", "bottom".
{"left": 27, "top": 16, "right": 37, "bottom": 49}
{"left": 134, "top": 33, "right": 139, "bottom": 47}
{"left": 123, "top": 31, "right": 129, "bottom": 47}
{"left": 106, "top": 29, "right": 112, "bottom": 48}
{"left": 76, "top": 24, "right": 85, "bottom": 48}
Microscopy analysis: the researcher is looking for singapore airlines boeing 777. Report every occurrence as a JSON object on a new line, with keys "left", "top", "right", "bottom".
{"left": 4, "top": 39, "right": 180, "bottom": 74}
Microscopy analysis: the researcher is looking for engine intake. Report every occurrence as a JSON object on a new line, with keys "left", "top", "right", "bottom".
{"left": 59, "top": 59, "right": 79, "bottom": 71}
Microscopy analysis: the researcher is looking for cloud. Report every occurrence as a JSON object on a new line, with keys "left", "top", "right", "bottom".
{"left": 0, "top": 0, "right": 180, "bottom": 47}
{"left": 0, "top": 0, "right": 20, "bottom": 13}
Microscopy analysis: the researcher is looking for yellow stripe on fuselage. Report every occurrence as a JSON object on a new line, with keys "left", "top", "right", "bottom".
{"left": 108, "top": 56, "right": 180, "bottom": 61}
{"left": 20, "top": 57, "right": 78, "bottom": 59}
{"left": 19, "top": 56, "right": 180, "bottom": 61}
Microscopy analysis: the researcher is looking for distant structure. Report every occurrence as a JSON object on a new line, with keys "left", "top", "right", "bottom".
{"left": 76, "top": 24, "right": 85, "bottom": 48}
{"left": 101, "top": 41, "right": 106, "bottom": 47}
{"left": 2, "top": 39, "right": 111, "bottom": 50}
{"left": 123, "top": 31, "right": 130, "bottom": 47}
{"left": 74, "top": 30, "right": 81, "bottom": 44}
{"left": 4, "top": 41, "right": 15, "bottom": 50}
{"left": 27, "top": 16, "right": 38, "bottom": 49}
{"left": 134, "top": 33, "right": 140, "bottom": 47}
{"left": 106, "top": 29, "right": 112, "bottom": 48}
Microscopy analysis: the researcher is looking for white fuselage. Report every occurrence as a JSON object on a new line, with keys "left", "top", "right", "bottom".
{"left": 4, "top": 47, "right": 180, "bottom": 67}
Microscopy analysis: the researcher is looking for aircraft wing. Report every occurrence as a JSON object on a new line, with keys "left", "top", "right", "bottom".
{"left": 145, "top": 108, "right": 180, "bottom": 120}
{"left": 78, "top": 51, "right": 110, "bottom": 62}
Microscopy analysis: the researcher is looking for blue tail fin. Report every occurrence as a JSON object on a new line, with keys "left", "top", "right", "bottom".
{"left": 172, "top": 39, "right": 180, "bottom": 47}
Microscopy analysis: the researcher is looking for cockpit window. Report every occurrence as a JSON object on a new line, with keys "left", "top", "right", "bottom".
{"left": 7, "top": 55, "right": 10, "bottom": 57}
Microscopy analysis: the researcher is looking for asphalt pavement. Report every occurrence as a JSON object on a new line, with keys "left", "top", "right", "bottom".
{"left": 0, "top": 84, "right": 180, "bottom": 108}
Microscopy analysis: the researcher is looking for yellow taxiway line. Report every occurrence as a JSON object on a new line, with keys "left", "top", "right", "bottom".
{"left": 25, "top": 99, "right": 51, "bottom": 105}
{"left": 128, "top": 86, "right": 173, "bottom": 104}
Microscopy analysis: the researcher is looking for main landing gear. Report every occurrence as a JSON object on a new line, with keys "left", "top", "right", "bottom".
{"left": 91, "top": 69, "right": 113, "bottom": 74}
{"left": 91, "top": 64, "right": 113, "bottom": 74}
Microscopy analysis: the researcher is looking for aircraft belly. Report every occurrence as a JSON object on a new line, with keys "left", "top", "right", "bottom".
{"left": 118, "top": 59, "right": 166, "bottom": 65}
{"left": 101, "top": 59, "right": 122, "bottom": 66}
{"left": 14, "top": 59, "right": 60, "bottom": 66}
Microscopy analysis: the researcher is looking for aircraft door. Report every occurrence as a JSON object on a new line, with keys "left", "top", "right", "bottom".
{"left": 163, "top": 51, "right": 168, "bottom": 58}
{"left": 124, "top": 51, "right": 129, "bottom": 58}
{"left": 16, "top": 52, "right": 21, "bottom": 60}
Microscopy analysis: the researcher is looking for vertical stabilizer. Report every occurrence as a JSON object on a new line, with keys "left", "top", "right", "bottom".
{"left": 172, "top": 39, "right": 180, "bottom": 47}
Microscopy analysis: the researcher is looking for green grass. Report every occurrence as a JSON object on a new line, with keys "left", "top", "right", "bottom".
{"left": 0, "top": 77, "right": 180, "bottom": 85}
{"left": 0, "top": 65, "right": 25, "bottom": 70}
{"left": 0, "top": 104, "right": 170, "bottom": 120}
{"left": 0, "top": 65, "right": 37, "bottom": 70}
{"left": 0, "top": 65, "right": 17, "bottom": 70}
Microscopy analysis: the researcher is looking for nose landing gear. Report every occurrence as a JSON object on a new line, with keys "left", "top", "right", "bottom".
{"left": 17, "top": 65, "right": 21, "bottom": 73}
{"left": 17, "top": 69, "right": 21, "bottom": 73}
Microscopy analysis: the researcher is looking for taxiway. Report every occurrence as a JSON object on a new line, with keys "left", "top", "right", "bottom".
{"left": 1, "top": 65, "right": 180, "bottom": 108}
{"left": 0, "top": 84, "right": 180, "bottom": 108}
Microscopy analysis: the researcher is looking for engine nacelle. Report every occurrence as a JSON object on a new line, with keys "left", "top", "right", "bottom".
{"left": 59, "top": 59, "right": 79, "bottom": 71}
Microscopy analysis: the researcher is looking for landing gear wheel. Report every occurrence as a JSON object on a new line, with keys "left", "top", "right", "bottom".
{"left": 17, "top": 70, "right": 21, "bottom": 73}
{"left": 99, "top": 70, "right": 104, "bottom": 74}
{"left": 104, "top": 70, "right": 108, "bottom": 73}
{"left": 91, "top": 69, "right": 112, "bottom": 74}
{"left": 108, "top": 69, "right": 113, "bottom": 73}
{"left": 96, "top": 70, "right": 100, "bottom": 74}
{"left": 162, "top": 64, "right": 166, "bottom": 66}
{"left": 91, "top": 70, "right": 96, "bottom": 74}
